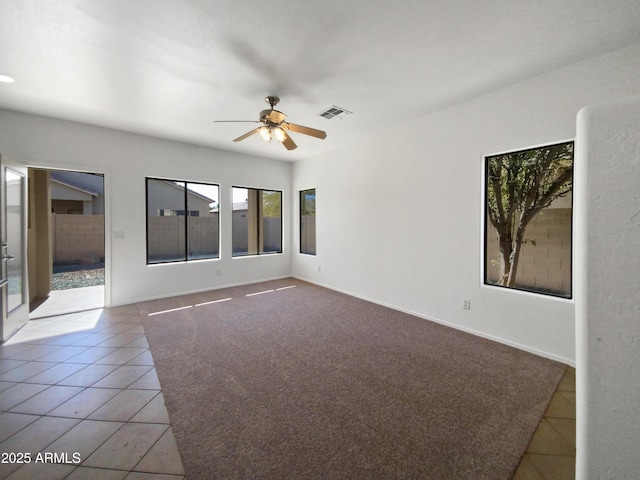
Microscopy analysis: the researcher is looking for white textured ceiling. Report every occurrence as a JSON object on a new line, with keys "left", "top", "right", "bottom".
{"left": 1, "top": 1, "right": 639, "bottom": 161}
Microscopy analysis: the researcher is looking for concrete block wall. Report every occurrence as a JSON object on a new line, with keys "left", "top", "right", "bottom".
{"left": 52, "top": 214, "right": 105, "bottom": 265}
{"left": 486, "top": 208, "right": 572, "bottom": 296}
{"left": 147, "top": 216, "right": 220, "bottom": 260}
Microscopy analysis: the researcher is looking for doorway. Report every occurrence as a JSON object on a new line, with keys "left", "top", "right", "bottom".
{"left": 28, "top": 169, "right": 105, "bottom": 318}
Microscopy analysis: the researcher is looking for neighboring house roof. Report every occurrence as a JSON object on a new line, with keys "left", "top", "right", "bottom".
{"left": 156, "top": 180, "right": 219, "bottom": 213}
{"left": 51, "top": 178, "right": 99, "bottom": 198}
{"left": 160, "top": 180, "right": 216, "bottom": 204}
{"left": 50, "top": 171, "right": 103, "bottom": 197}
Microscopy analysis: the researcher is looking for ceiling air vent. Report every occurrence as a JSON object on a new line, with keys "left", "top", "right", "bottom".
{"left": 317, "top": 106, "right": 352, "bottom": 120}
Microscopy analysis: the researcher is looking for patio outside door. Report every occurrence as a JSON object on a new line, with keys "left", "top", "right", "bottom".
{"left": 1, "top": 156, "right": 29, "bottom": 341}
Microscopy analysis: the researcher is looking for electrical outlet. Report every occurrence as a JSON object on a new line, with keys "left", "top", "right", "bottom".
{"left": 463, "top": 299, "right": 471, "bottom": 310}
{"left": 216, "top": 268, "right": 221, "bottom": 276}
{"left": 318, "top": 266, "right": 322, "bottom": 273}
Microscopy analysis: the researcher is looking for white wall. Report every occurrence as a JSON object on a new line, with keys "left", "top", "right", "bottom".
{"left": 575, "top": 96, "right": 640, "bottom": 479}
{"left": 292, "top": 42, "right": 640, "bottom": 364}
{"left": 0, "top": 111, "right": 292, "bottom": 306}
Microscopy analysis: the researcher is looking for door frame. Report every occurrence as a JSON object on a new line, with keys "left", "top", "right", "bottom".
{"left": 29, "top": 166, "right": 109, "bottom": 314}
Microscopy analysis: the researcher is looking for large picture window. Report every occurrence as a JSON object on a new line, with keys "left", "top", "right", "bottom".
{"left": 300, "top": 188, "right": 316, "bottom": 255}
{"left": 484, "top": 141, "right": 573, "bottom": 298}
{"left": 232, "top": 187, "right": 282, "bottom": 256}
{"left": 146, "top": 178, "right": 219, "bottom": 264}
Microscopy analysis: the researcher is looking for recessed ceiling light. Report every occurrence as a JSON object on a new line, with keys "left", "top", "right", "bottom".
{"left": 0, "top": 74, "right": 15, "bottom": 83}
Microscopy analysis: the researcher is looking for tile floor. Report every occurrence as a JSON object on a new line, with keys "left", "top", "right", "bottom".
{"left": 30, "top": 286, "right": 105, "bottom": 320}
{"left": 2, "top": 293, "right": 576, "bottom": 480}
{"left": 513, "top": 366, "right": 576, "bottom": 479}
{"left": 0, "top": 305, "right": 185, "bottom": 480}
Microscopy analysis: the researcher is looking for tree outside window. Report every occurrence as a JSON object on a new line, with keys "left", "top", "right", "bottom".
{"left": 300, "top": 189, "right": 316, "bottom": 255}
{"left": 484, "top": 141, "right": 574, "bottom": 297}
{"left": 232, "top": 187, "right": 282, "bottom": 256}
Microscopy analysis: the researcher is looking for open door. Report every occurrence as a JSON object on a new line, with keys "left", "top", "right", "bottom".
{"left": 1, "top": 156, "right": 29, "bottom": 341}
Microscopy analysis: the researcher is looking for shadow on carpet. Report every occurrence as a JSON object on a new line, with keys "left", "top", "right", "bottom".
{"left": 138, "top": 279, "right": 566, "bottom": 480}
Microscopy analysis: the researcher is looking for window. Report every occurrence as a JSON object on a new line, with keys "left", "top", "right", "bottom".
{"left": 300, "top": 188, "right": 316, "bottom": 255}
{"left": 484, "top": 141, "right": 574, "bottom": 298}
{"left": 232, "top": 187, "right": 282, "bottom": 256}
{"left": 146, "top": 178, "right": 219, "bottom": 264}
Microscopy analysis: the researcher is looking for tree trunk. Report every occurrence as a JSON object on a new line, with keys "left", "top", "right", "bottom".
{"left": 497, "top": 239, "right": 513, "bottom": 286}
{"left": 499, "top": 230, "right": 525, "bottom": 287}
{"left": 506, "top": 232, "right": 525, "bottom": 287}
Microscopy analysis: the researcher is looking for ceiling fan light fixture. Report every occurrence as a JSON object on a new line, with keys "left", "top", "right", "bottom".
{"left": 258, "top": 126, "right": 271, "bottom": 142}
{"left": 273, "top": 127, "right": 286, "bottom": 143}
{"left": 216, "top": 96, "right": 326, "bottom": 151}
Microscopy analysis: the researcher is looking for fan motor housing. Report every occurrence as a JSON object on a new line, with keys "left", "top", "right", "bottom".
{"left": 260, "top": 109, "right": 287, "bottom": 124}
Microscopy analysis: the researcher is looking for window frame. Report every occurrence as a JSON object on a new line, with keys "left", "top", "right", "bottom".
{"left": 145, "top": 177, "right": 220, "bottom": 265}
{"left": 299, "top": 188, "right": 316, "bottom": 256}
{"left": 231, "top": 186, "right": 283, "bottom": 257}
{"left": 483, "top": 140, "right": 574, "bottom": 299}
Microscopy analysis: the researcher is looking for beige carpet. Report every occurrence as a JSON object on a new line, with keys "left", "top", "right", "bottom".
{"left": 138, "top": 279, "right": 565, "bottom": 480}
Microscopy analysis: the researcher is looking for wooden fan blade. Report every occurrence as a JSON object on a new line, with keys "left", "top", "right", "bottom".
{"left": 233, "top": 128, "right": 260, "bottom": 142}
{"left": 286, "top": 123, "right": 327, "bottom": 139}
{"left": 282, "top": 131, "right": 297, "bottom": 150}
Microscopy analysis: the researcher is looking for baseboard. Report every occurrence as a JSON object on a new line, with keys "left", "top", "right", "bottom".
{"left": 292, "top": 275, "right": 575, "bottom": 367}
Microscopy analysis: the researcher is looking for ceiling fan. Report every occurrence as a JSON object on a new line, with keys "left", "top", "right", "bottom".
{"left": 215, "top": 96, "right": 327, "bottom": 151}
